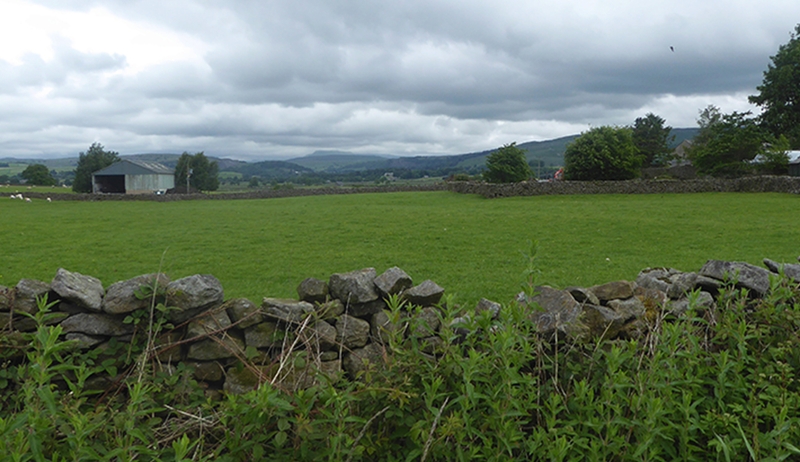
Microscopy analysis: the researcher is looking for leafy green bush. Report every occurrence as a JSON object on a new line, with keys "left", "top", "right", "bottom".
{"left": 3, "top": 270, "right": 800, "bottom": 460}
{"left": 564, "top": 126, "right": 642, "bottom": 180}
{"left": 483, "top": 143, "right": 532, "bottom": 183}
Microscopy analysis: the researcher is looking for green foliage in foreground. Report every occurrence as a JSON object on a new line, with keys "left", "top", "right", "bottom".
{"left": 3, "top": 274, "right": 800, "bottom": 460}
{"left": 2, "top": 191, "right": 800, "bottom": 308}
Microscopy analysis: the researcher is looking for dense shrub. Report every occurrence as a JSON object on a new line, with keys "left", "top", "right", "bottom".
{"left": 483, "top": 143, "right": 532, "bottom": 183}
{"left": 3, "top": 275, "right": 800, "bottom": 460}
{"left": 564, "top": 126, "right": 642, "bottom": 180}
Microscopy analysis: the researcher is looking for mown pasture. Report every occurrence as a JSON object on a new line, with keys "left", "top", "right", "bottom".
{"left": 1, "top": 191, "right": 798, "bottom": 307}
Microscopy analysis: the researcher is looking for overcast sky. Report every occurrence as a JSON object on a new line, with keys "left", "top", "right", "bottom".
{"left": 1, "top": 0, "right": 798, "bottom": 161}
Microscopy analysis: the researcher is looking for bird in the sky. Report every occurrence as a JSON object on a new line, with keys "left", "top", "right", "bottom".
{"left": 670, "top": 46, "right": 675, "bottom": 52}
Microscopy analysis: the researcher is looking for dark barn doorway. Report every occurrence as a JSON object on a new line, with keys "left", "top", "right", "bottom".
{"left": 94, "top": 175, "right": 125, "bottom": 193}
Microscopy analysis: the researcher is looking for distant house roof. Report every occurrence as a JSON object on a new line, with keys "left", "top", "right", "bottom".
{"left": 93, "top": 159, "right": 174, "bottom": 176}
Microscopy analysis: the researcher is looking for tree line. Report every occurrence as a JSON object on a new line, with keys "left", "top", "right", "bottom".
{"left": 483, "top": 24, "right": 800, "bottom": 183}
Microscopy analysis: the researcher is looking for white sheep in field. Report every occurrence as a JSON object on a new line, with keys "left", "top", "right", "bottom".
{"left": 15, "top": 194, "right": 23, "bottom": 200}
{"left": 25, "top": 197, "right": 31, "bottom": 202}
{"left": 47, "top": 197, "right": 51, "bottom": 202}
{"left": 9, "top": 195, "right": 14, "bottom": 199}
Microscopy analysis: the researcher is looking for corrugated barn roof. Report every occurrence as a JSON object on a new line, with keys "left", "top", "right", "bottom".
{"left": 93, "top": 159, "right": 174, "bottom": 176}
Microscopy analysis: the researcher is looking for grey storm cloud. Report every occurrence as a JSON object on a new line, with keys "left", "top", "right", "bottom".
{"left": 1, "top": 0, "right": 799, "bottom": 160}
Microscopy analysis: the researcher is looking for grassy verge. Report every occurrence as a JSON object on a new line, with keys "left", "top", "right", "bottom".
{"left": 1, "top": 191, "right": 798, "bottom": 306}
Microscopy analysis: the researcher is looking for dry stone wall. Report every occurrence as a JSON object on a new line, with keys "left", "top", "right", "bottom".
{"left": 447, "top": 176, "right": 800, "bottom": 198}
{"left": 3, "top": 256, "right": 800, "bottom": 399}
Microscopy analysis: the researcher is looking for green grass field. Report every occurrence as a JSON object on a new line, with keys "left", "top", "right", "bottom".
{"left": 1, "top": 191, "right": 798, "bottom": 307}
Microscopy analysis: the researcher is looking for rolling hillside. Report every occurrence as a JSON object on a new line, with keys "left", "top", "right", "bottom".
{"left": 2, "top": 128, "right": 700, "bottom": 182}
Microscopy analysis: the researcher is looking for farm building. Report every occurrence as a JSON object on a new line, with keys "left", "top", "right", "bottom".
{"left": 92, "top": 159, "right": 175, "bottom": 194}
{"left": 789, "top": 151, "right": 800, "bottom": 177}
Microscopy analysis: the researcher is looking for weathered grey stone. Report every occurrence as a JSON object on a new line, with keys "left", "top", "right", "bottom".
{"left": 244, "top": 321, "right": 289, "bottom": 349}
{"left": 667, "top": 291, "right": 715, "bottom": 317}
{"left": 317, "top": 360, "right": 343, "bottom": 384}
{"left": 187, "top": 361, "right": 225, "bottom": 382}
{"left": 667, "top": 272, "right": 698, "bottom": 299}
{"left": 410, "top": 307, "right": 441, "bottom": 338}
{"left": 335, "top": 314, "right": 370, "bottom": 349}
{"left": 402, "top": 280, "right": 444, "bottom": 307}
{"left": 187, "top": 308, "right": 232, "bottom": 339}
{"left": 65, "top": 332, "right": 105, "bottom": 349}
{"left": 60, "top": 313, "right": 133, "bottom": 336}
{"left": 56, "top": 301, "right": 86, "bottom": 315}
{"left": 329, "top": 268, "right": 380, "bottom": 305}
{"left": 261, "top": 298, "right": 314, "bottom": 323}
{"left": 607, "top": 297, "right": 646, "bottom": 321}
{"left": 103, "top": 273, "right": 170, "bottom": 314}
{"left": 273, "top": 352, "right": 343, "bottom": 390}
{"left": 699, "top": 260, "right": 771, "bottom": 296}
{"left": 272, "top": 351, "right": 342, "bottom": 389}
{"left": 306, "top": 320, "right": 337, "bottom": 351}
{"left": 475, "top": 298, "right": 502, "bottom": 319}
{"left": 525, "top": 286, "right": 588, "bottom": 340}
{"left": 154, "top": 331, "right": 184, "bottom": 363}
{"left": 565, "top": 287, "right": 600, "bottom": 306}
{"left": 224, "top": 365, "right": 271, "bottom": 395}
{"left": 315, "top": 299, "right": 345, "bottom": 320}
{"left": 342, "top": 342, "right": 386, "bottom": 379}
{"left": 14, "top": 279, "right": 51, "bottom": 314}
{"left": 694, "top": 275, "right": 722, "bottom": 293}
{"left": 297, "top": 277, "right": 329, "bottom": 304}
{"left": 223, "top": 298, "right": 262, "bottom": 329}
{"left": 348, "top": 299, "right": 387, "bottom": 318}
{"left": 370, "top": 310, "right": 404, "bottom": 344}
{"left": 373, "top": 267, "right": 413, "bottom": 296}
{"left": 166, "top": 274, "right": 224, "bottom": 324}
{"left": 51, "top": 268, "right": 104, "bottom": 312}
{"left": 590, "top": 280, "right": 635, "bottom": 301}
{"left": 0, "top": 285, "right": 10, "bottom": 311}
{"left": 633, "top": 286, "right": 668, "bottom": 311}
{"left": 186, "top": 333, "right": 245, "bottom": 360}
{"left": 636, "top": 268, "right": 680, "bottom": 293}
{"left": 581, "top": 304, "right": 626, "bottom": 340}
{"left": 763, "top": 258, "right": 800, "bottom": 283}
{"left": 319, "top": 351, "right": 339, "bottom": 361}
{"left": 10, "top": 311, "right": 68, "bottom": 332}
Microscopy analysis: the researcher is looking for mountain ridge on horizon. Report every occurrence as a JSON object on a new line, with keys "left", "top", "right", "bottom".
{"left": 1, "top": 128, "right": 699, "bottom": 176}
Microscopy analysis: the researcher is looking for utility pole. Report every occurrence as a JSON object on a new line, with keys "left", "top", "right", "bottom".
{"left": 187, "top": 168, "right": 192, "bottom": 193}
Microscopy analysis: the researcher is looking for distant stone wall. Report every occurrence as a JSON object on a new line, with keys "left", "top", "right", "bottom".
{"left": 3, "top": 257, "right": 800, "bottom": 399}
{"left": 446, "top": 176, "right": 800, "bottom": 198}
{"left": 19, "top": 183, "right": 447, "bottom": 202}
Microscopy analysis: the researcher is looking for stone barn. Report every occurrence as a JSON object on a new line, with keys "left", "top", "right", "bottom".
{"left": 92, "top": 159, "right": 175, "bottom": 194}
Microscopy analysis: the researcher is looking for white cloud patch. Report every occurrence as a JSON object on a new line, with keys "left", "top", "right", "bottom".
{"left": 0, "top": 0, "right": 798, "bottom": 160}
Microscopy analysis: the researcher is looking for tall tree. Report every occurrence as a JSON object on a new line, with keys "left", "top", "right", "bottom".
{"left": 564, "top": 126, "right": 641, "bottom": 180}
{"left": 483, "top": 143, "right": 532, "bottom": 183}
{"left": 749, "top": 24, "right": 800, "bottom": 148}
{"left": 688, "top": 111, "right": 769, "bottom": 177}
{"left": 72, "top": 143, "right": 119, "bottom": 193}
{"left": 20, "top": 164, "right": 57, "bottom": 186}
{"left": 175, "top": 152, "right": 220, "bottom": 192}
{"left": 632, "top": 113, "right": 674, "bottom": 167}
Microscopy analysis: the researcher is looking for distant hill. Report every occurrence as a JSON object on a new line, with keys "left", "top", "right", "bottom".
{"left": 1, "top": 128, "right": 701, "bottom": 181}
{"left": 288, "top": 151, "right": 395, "bottom": 172}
